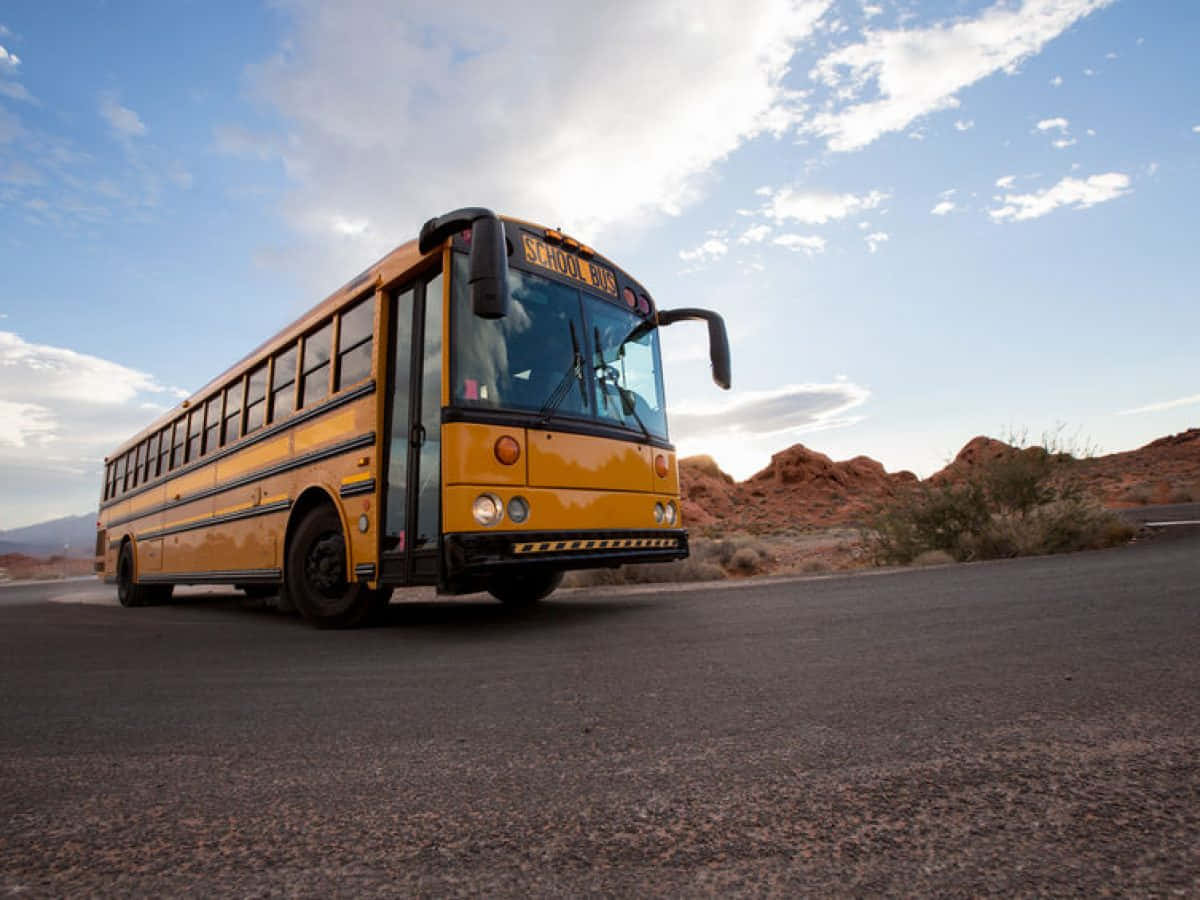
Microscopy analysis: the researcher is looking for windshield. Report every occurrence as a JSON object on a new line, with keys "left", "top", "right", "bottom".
{"left": 451, "top": 253, "right": 667, "bottom": 439}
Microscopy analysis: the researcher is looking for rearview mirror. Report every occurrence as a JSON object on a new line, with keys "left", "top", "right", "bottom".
{"left": 418, "top": 207, "right": 511, "bottom": 319}
{"left": 654, "top": 308, "right": 732, "bottom": 390}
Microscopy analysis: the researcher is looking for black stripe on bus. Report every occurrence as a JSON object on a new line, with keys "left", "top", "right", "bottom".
{"left": 106, "top": 432, "right": 376, "bottom": 531}
{"left": 340, "top": 478, "right": 376, "bottom": 498}
{"left": 354, "top": 563, "right": 376, "bottom": 581}
{"left": 139, "top": 568, "right": 282, "bottom": 585}
{"left": 101, "top": 380, "right": 376, "bottom": 511}
{"left": 137, "top": 499, "right": 293, "bottom": 542}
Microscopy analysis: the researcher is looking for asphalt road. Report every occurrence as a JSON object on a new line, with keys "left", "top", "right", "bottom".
{"left": 1, "top": 534, "right": 1198, "bottom": 896}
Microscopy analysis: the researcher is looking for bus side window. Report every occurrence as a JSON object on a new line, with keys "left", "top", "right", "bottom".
{"left": 186, "top": 408, "right": 203, "bottom": 462}
{"left": 270, "top": 344, "right": 298, "bottom": 422}
{"left": 170, "top": 418, "right": 186, "bottom": 470}
{"left": 244, "top": 364, "right": 268, "bottom": 434}
{"left": 203, "top": 396, "right": 221, "bottom": 455}
{"left": 336, "top": 296, "right": 373, "bottom": 391}
{"left": 157, "top": 427, "right": 170, "bottom": 477}
{"left": 300, "top": 322, "right": 332, "bottom": 408}
{"left": 222, "top": 382, "right": 242, "bottom": 446}
{"left": 142, "top": 437, "right": 155, "bottom": 482}
{"left": 117, "top": 454, "right": 128, "bottom": 495}
{"left": 131, "top": 443, "right": 143, "bottom": 488}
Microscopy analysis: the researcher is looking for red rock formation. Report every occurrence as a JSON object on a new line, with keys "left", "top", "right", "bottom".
{"left": 678, "top": 428, "right": 1200, "bottom": 532}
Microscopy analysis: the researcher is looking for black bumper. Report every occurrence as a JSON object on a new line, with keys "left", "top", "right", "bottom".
{"left": 442, "top": 528, "right": 688, "bottom": 592}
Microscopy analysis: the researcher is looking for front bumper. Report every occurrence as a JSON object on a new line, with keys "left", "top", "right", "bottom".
{"left": 442, "top": 528, "right": 688, "bottom": 592}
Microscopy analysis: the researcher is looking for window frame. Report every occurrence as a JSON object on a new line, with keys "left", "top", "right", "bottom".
{"left": 335, "top": 293, "right": 375, "bottom": 392}
{"left": 298, "top": 320, "right": 333, "bottom": 409}
{"left": 268, "top": 342, "right": 299, "bottom": 424}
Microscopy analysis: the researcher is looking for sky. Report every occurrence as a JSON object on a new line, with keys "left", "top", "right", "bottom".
{"left": 1, "top": 0, "right": 1197, "bottom": 529}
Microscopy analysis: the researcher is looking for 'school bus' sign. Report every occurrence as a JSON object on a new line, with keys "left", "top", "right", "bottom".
{"left": 520, "top": 234, "right": 618, "bottom": 298}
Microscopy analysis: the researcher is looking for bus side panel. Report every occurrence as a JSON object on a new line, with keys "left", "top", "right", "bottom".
{"left": 161, "top": 492, "right": 216, "bottom": 574}
{"left": 189, "top": 509, "right": 285, "bottom": 574}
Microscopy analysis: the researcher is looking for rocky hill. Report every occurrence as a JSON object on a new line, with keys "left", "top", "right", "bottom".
{"left": 680, "top": 428, "right": 1200, "bottom": 532}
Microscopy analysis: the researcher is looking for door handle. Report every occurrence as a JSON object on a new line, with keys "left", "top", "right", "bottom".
{"left": 410, "top": 423, "right": 426, "bottom": 447}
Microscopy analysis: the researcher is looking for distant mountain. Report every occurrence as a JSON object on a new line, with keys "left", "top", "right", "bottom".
{"left": 0, "top": 512, "right": 96, "bottom": 558}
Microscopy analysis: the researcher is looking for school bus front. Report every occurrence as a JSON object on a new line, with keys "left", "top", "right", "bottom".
{"left": 428, "top": 226, "right": 696, "bottom": 600}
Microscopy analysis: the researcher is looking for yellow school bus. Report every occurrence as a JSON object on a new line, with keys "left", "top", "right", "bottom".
{"left": 96, "top": 208, "right": 730, "bottom": 628}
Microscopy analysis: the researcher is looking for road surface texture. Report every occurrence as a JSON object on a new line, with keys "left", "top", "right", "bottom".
{"left": 2, "top": 533, "right": 1197, "bottom": 896}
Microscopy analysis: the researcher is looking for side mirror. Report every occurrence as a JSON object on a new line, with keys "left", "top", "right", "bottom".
{"left": 655, "top": 308, "right": 732, "bottom": 390}
{"left": 418, "top": 207, "right": 511, "bottom": 319}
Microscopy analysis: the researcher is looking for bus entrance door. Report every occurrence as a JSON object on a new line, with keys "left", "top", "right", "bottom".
{"left": 381, "top": 269, "right": 443, "bottom": 586}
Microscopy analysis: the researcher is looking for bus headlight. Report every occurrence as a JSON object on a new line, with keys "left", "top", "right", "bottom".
{"left": 654, "top": 502, "right": 665, "bottom": 524}
{"left": 507, "top": 496, "right": 530, "bottom": 524}
{"left": 472, "top": 493, "right": 504, "bottom": 526}
{"left": 664, "top": 502, "right": 677, "bottom": 526}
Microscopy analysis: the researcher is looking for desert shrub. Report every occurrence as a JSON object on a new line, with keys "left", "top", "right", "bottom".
{"left": 866, "top": 431, "right": 1133, "bottom": 565}
{"left": 1122, "top": 484, "right": 1154, "bottom": 505}
{"left": 799, "top": 559, "right": 830, "bottom": 574}
{"left": 867, "top": 480, "right": 991, "bottom": 564}
{"left": 729, "top": 547, "right": 762, "bottom": 574}
{"left": 1168, "top": 483, "right": 1195, "bottom": 504}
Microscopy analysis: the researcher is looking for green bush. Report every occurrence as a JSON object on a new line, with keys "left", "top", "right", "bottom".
{"left": 866, "top": 433, "right": 1133, "bottom": 565}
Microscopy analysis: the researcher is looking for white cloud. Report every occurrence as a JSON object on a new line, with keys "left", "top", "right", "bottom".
{"left": 0, "top": 331, "right": 187, "bottom": 524}
{"left": 1051, "top": 137, "right": 1076, "bottom": 149}
{"left": 233, "top": 0, "right": 832, "bottom": 283}
{"left": 0, "top": 80, "right": 33, "bottom": 103}
{"left": 0, "top": 43, "right": 19, "bottom": 71}
{"left": 99, "top": 92, "right": 147, "bottom": 139}
{"left": 759, "top": 187, "right": 888, "bottom": 224}
{"left": 672, "top": 381, "right": 870, "bottom": 444}
{"left": 954, "top": 119, "right": 975, "bottom": 131}
{"left": 1117, "top": 394, "right": 1200, "bottom": 416}
{"left": 737, "top": 224, "right": 772, "bottom": 244}
{"left": 807, "top": 0, "right": 1112, "bottom": 151}
{"left": 773, "top": 233, "right": 827, "bottom": 255}
{"left": 995, "top": 174, "right": 1016, "bottom": 188}
{"left": 989, "top": 172, "right": 1131, "bottom": 222}
{"left": 1193, "top": 125, "right": 1200, "bottom": 134}
{"left": 862, "top": 4, "right": 883, "bottom": 18}
{"left": 1036, "top": 117, "right": 1069, "bottom": 132}
{"left": 864, "top": 231, "right": 889, "bottom": 252}
{"left": 679, "top": 237, "right": 729, "bottom": 263}
{"left": 1050, "top": 74, "right": 1063, "bottom": 86}
{"left": 1083, "top": 67, "right": 1095, "bottom": 75}
{"left": 931, "top": 200, "right": 956, "bottom": 215}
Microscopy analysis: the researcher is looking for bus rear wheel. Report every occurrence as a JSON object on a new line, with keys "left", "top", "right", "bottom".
{"left": 286, "top": 505, "right": 384, "bottom": 629}
{"left": 487, "top": 569, "right": 563, "bottom": 607}
{"left": 116, "top": 542, "right": 171, "bottom": 607}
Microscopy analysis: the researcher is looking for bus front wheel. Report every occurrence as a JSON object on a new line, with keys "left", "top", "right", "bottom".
{"left": 487, "top": 569, "right": 563, "bottom": 607}
{"left": 286, "top": 505, "right": 384, "bottom": 629}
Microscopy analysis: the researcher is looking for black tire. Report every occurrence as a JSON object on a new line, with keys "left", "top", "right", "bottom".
{"left": 487, "top": 569, "right": 563, "bottom": 607}
{"left": 116, "top": 542, "right": 167, "bottom": 608}
{"left": 285, "top": 505, "right": 384, "bottom": 629}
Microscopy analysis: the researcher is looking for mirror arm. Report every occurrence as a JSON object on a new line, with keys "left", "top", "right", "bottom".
{"left": 418, "top": 207, "right": 510, "bottom": 320}
{"left": 644, "top": 307, "right": 732, "bottom": 390}
{"left": 418, "top": 207, "right": 495, "bottom": 254}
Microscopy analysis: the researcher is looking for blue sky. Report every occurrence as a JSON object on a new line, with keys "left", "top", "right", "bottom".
{"left": 1, "top": 0, "right": 1197, "bottom": 528}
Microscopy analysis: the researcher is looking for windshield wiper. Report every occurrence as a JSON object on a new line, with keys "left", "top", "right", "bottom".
{"left": 537, "top": 321, "right": 587, "bottom": 425}
{"left": 594, "top": 326, "right": 652, "bottom": 442}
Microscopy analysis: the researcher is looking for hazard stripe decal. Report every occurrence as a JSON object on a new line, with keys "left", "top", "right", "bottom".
{"left": 512, "top": 537, "right": 680, "bottom": 554}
